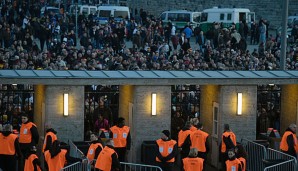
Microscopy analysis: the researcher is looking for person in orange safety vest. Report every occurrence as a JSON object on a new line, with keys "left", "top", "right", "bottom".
{"left": 95, "top": 139, "right": 121, "bottom": 171}
{"left": 221, "top": 124, "right": 237, "bottom": 171}
{"left": 225, "top": 149, "right": 242, "bottom": 171}
{"left": 109, "top": 117, "right": 131, "bottom": 162}
{"left": 24, "top": 146, "right": 42, "bottom": 171}
{"left": 189, "top": 123, "right": 209, "bottom": 161}
{"left": 0, "top": 124, "right": 22, "bottom": 171}
{"left": 155, "top": 130, "right": 178, "bottom": 171}
{"left": 235, "top": 143, "right": 247, "bottom": 171}
{"left": 44, "top": 140, "right": 83, "bottom": 171}
{"left": 280, "top": 124, "right": 298, "bottom": 158}
{"left": 87, "top": 132, "right": 103, "bottom": 165}
{"left": 182, "top": 148, "right": 204, "bottom": 171}
{"left": 19, "top": 112, "right": 40, "bottom": 171}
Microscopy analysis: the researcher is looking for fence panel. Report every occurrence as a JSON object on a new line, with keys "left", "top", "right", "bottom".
{"left": 69, "top": 140, "right": 86, "bottom": 158}
{"left": 60, "top": 160, "right": 89, "bottom": 171}
{"left": 263, "top": 148, "right": 297, "bottom": 171}
{"left": 241, "top": 138, "right": 267, "bottom": 171}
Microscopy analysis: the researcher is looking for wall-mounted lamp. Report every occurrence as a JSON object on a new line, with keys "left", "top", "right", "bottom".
{"left": 152, "top": 93, "right": 157, "bottom": 116}
{"left": 237, "top": 93, "right": 242, "bottom": 115}
{"left": 64, "top": 93, "right": 69, "bottom": 116}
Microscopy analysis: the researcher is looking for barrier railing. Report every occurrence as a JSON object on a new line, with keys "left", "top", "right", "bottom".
{"left": 263, "top": 148, "right": 297, "bottom": 171}
{"left": 241, "top": 138, "right": 267, "bottom": 171}
{"left": 120, "top": 162, "right": 163, "bottom": 171}
{"left": 60, "top": 159, "right": 89, "bottom": 171}
{"left": 69, "top": 140, "right": 85, "bottom": 159}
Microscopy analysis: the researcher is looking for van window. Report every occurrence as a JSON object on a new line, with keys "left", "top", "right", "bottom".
{"left": 201, "top": 13, "right": 208, "bottom": 22}
{"left": 114, "top": 11, "right": 128, "bottom": 19}
{"left": 161, "top": 13, "right": 166, "bottom": 20}
{"left": 227, "top": 13, "right": 232, "bottom": 20}
{"left": 82, "top": 7, "right": 88, "bottom": 15}
{"left": 99, "top": 10, "right": 111, "bottom": 17}
{"left": 90, "top": 8, "right": 97, "bottom": 14}
{"left": 220, "top": 13, "right": 224, "bottom": 20}
{"left": 193, "top": 13, "right": 201, "bottom": 22}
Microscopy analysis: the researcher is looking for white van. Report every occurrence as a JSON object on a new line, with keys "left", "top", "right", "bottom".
{"left": 69, "top": 5, "right": 97, "bottom": 17}
{"left": 159, "top": 10, "right": 202, "bottom": 30}
{"left": 200, "top": 7, "right": 255, "bottom": 32}
{"left": 96, "top": 6, "right": 130, "bottom": 24}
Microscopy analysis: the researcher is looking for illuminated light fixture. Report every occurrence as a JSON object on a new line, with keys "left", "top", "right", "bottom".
{"left": 64, "top": 93, "right": 69, "bottom": 116}
{"left": 152, "top": 93, "right": 157, "bottom": 116}
{"left": 237, "top": 93, "right": 242, "bottom": 115}
{"left": 269, "top": 84, "right": 275, "bottom": 86}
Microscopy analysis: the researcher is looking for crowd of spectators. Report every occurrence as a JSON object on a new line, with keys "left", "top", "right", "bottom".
{"left": 0, "top": 2, "right": 298, "bottom": 71}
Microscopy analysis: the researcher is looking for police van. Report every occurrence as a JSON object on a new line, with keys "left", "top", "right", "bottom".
{"left": 159, "top": 10, "right": 202, "bottom": 30}
{"left": 69, "top": 5, "right": 97, "bottom": 17}
{"left": 200, "top": 7, "right": 255, "bottom": 32}
{"left": 96, "top": 5, "right": 130, "bottom": 24}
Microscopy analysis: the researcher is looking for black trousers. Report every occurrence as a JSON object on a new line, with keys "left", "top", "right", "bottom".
{"left": 114, "top": 147, "right": 127, "bottom": 162}
{"left": 0, "top": 155, "right": 17, "bottom": 171}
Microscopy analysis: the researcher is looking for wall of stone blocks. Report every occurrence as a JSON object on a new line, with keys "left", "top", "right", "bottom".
{"left": 219, "top": 86, "right": 257, "bottom": 141}
{"left": 44, "top": 86, "right": 85, "bottom": 142}
{"left": 280, "top": 84, "right": 298, "bottom": 134}
{"left": 127, "top": 85, "right": 172, "bottom": 163}
{"left": 126, "top": 0, "right": 298, "bottom": 29}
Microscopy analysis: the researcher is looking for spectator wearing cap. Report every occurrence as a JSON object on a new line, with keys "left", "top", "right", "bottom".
{"left": 155, "top": 130, "right": 178, "bottom": 171}
{"left": 0, "top": 124, "right": 22, "bottom": 171}
{"left": 19, "top": 112, "right": 40, "bottom": 171}
{"left": 109, "top": 117, "right": 131, "bottom": 162}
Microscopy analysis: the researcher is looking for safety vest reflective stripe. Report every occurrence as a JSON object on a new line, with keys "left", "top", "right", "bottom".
{"left": 45, "top": 149, "right": 67, "bottom": 171}
{"left": 226, "top": 158, "right": 241, "bottom": 171}
{"left": 24, "top": 154, "right": 41, "bottom": 171}
{"left": 182, "top": 157, "right": 204, "bottom": 171}
{"left": 280, "top": 131, "right": 298, "bottom": 152}
{"left": 42, "top": 132, "right": 57, "bottom": 153}
{"left": 110, "top": 126, "right": 130, "bottom": 148}
{"left": 221, "top": 132, "right": 237, "bottom": 153}
{"left": 20, "top": 122, "right": 36, "bottom": 143}
{"left": 0, "top": 133, "right": 17, "bottom": 155}
{"left": 178, "top": 130, "right": 191, "bottom": 147}
{"left": 190, "top": 130, "right": 209, "bottom": 152}
{"left": 155, "top": 139, "right": 177, "bottom": 163}
{"left": 87, "top": 143, "right": 103, "bottom": 161}
{"left": 95, "top": 146, "right": 116, "bottom": 171}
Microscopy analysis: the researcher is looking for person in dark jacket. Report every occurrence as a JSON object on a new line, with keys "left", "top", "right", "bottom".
{"left": 24, "top": 146, "right": 43, "bottom": 171}
{"left": 280, "top": 124, "right": 298, "bottom": 158}
{"left": 95, "top": 139, "right": 121, "bottom": 171}
{"left": 86, "top": 132, "right": 103, "bottom": 164}
{"left": 155, "top": 130, "right": 178, "bottom": 171}
{"left": 19, "top": 112, "right": 39, "bottom": 171}
{"left": 42, "top": 123, "right": 58, "bottom": 170}
{"left": 0, "top": 124, "right": 22, "bottom": 171}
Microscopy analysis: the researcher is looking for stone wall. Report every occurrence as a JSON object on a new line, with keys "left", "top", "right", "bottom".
{"left": 126, "top": 0, "right": 298, "bottom": 29}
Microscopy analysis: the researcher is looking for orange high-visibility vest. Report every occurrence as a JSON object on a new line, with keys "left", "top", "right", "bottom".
{"left": 45, "top": 149, "right": 67, "bottom": 171}
{"left": 280, "top": 131, "right": 298, "bottom": 152}
{"left": 20, "top": 122, "right": 36, "bottom": 143}
{"left": 42, "top": 132, "right": 57, "bottom": 153}
{"left": 110, "top": 126, "right": 130, "bottom": 148}
{"left": 95, "top": 146, "right": 117, "bottom": 171}
{"left": 178, "top": 129, "right": 192, "bottom": 147}
{"left": 87, "top": 142, "right": 103, "bottom": 161}
{"left": 221, "top": 132, "right": 237, "bottom": 153}
{"left": 190, "top": 129, "right": 209, "bottom": 152}
{"left": 0, "top": 133, "right": 17, "bottom": 155}
{"left": 24, "top": 154, "right": 42, "bottom": 171}
{"left": 155, "top": 139, "right": 177, "bottom": 163}
{"left": 226, "top": 158, "right": 241, "bottom": 171}
{"left": 182, "top": 157, "right": 204, "bottom": 171}
{"left": 190, "top": 126, "right": 197, "bottom": 132}
{"left": 238, "top": 157, "right": 246, "bottom": 171}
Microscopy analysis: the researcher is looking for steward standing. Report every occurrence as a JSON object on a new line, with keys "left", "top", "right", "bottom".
{"left": 110, "top": 117, "right": 131, "bottom": 162}
{"left": 155, "top": 130, "right": 178, "bottom": 171}
{"left": 24, "top": 146, "right": 42, "bottom": 171}
{"left": 95, "top": 139, "right": 121, "bottom": 171}
{"left": 189, "top": 123, "right": 209, "bottom": 162}
{"left": 182, "top": 148, "right": 204, "bottom": 171}
{"left": 280, "top": 124, "right": 298, "bottom": 158}
{"left": 87, "top": 133, "right": 103, "bottom": 164}
{"left": 0, "top": 124, "right": 22, "bottom": 171}
{"left": 221, "top": 124, "right": 237, "bottom": 171}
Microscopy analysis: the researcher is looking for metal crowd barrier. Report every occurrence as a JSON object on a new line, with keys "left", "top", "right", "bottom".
{"left": 60, "top": 159, "right": 89, "bottom": 171}
{"left": 263, "top": 148, "right": 297, "bottom": 171}
{"left": 241, "top": 138, "right": 298, "bottom": 171}
{"left": 69, "top": 140, "right": 86, "bottom": 158}
{"left": 119, "top": 162, "right": 163, "bottom": 171}
{"left": 241, "top": 138, "right": 267, "bottom": 171}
